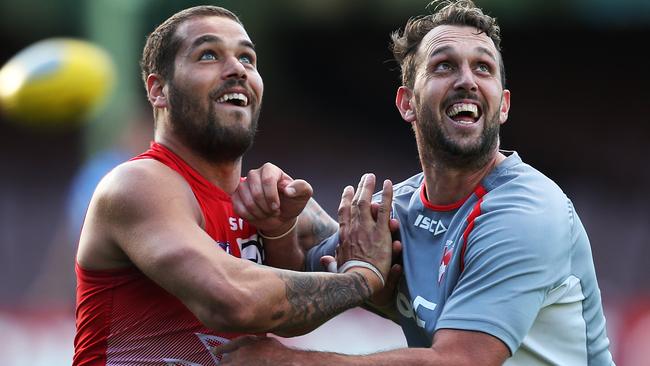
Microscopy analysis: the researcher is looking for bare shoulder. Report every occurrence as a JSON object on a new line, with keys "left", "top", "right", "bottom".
{"left": 76, "top": 159, "right": 201, "bottom": 269}
{"left": 95, "top": 159, "right": 197, "bottom": 219}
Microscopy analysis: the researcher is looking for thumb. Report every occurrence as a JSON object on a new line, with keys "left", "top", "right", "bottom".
{"left": 283, "top": 179, "right": 313, "bottom": 198}
{"left": 320, "top": 255, "right": 338, "bottom": 273}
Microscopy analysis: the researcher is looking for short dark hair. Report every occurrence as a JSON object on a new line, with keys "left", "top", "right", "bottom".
{"left": 390, "top": 0, "right": 504, "bottom": 88}
{"left": 140, "top": 6, "right": 241, "bottom": 89}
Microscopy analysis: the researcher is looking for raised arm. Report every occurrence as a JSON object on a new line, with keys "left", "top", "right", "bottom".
{"left": 76, "top": 160, "right": 391, "bottom": 335}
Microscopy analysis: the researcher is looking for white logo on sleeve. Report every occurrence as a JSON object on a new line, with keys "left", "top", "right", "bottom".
{"left": 413, "top": 214, "right": 447, "bottom": 236}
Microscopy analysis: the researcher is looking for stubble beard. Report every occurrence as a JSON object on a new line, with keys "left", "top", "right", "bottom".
{"left": 416, "top": 101, "right": 500, "bottom": 171}
{"left": 168, "top": 80, "right": 260, "bottom": 164}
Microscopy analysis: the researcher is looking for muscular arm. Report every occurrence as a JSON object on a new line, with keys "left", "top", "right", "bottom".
{"left": 270, "top": 269, "right": 369, "bottom": 335}
{"left": 262, "top": 207, "right": 340, "bottom": 335}
{"left": 217, "top": 328, "right": 509, "bottom": 365}
{"left": 77, "top": 160, "right": 379, "bottom": 334}
{"left": 314, "top": 329, "right": 509, "bottom": 365}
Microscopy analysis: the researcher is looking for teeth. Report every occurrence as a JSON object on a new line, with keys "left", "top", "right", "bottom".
{"left": 447, "top": 103, "right": 478, "bottom": 118}
{"left": 216, "top": 92, "right": 248, "bottom": 105}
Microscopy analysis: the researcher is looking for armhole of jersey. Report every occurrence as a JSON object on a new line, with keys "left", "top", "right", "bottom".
{"left": 459, "top": 185, "right": 487, "bottom": 272}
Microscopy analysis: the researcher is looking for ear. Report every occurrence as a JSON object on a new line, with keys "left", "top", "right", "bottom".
{"left": 396, "top": 86, "right": 416, "bottom": 123}
{"left": 146, "top": 74, "right": 168, "bottom": 109}
{"left": 499, "top": 89, "right": 511, "bottom": 125}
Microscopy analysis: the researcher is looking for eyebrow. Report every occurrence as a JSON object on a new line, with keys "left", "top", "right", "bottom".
{"left": 186, "top": 34, "right": 256, "bottom": 56}
{"left": 429, "top": 45, "right": 496, "bottom": 62}
{"left": 476, "top": 46, "right": 497, "bottom": 62}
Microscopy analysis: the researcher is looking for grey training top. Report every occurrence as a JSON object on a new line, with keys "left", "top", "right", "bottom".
{"left": 307, "top": 152, "right": 614, "bottom": 365}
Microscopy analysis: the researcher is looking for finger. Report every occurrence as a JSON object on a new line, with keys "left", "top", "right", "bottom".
{"left": 370, "top": 202, "right": 380, "bottom": 220}
{"left": 392, "top": 240, "right": 403, "bottom": 257}
{"left": 232, "top": 190, "right": 252, "bottom": 221}
{"left": 337, "top": 185, "right": 354, "bottom": 230}
{"left": 389, "top": 218, "right": 400, "bottom": 234}
{"left": 357, "top": 174, "right": 376, "bottom": 222}
{"left": 320, "top": 255, "right": 337, "bottom": 272}
{"left": 236, "top": 180, "right": 266, "bottom": 219}
{"left": 245, "top": 168, "right": 272, "bottom": 215}
{"left": 376, "top": 179, "right": 393, "bottom": 228}
{"left": 260, "top": 163, "right": 284, "bottom": 213}
{"left": 350, "top": 174, "right": 367, "bottom": 209}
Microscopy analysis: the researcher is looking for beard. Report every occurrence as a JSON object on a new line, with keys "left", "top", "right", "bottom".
{"left": 167, "top": 79, "right": 260, "bottom": 164}
{"left": 416, "top": 94, "right": 500, "bottom": 170}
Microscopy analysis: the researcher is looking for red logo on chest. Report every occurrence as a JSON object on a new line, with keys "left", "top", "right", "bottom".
{"left": 438, "top": 240, "right": 455, "bottom": 283}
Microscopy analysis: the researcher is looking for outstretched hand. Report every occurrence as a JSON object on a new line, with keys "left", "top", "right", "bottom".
{"left": 325, "top": 173, "right": 395, "bottom": 292}
{"left": 233, "top": 163, "right": 312, "bottom": 235}
{"left": 321, "top": 177, "right": 403, "bottom": 307}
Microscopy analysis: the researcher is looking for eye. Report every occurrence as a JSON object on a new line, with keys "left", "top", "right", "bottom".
{"left": 434, "top": 61, "right": 453, "bottom": 72}
{"left": 199, "top": 50, "right": 217, "bottom": 61}
{"left": 239, "top": 53, "right": 255, "bottom": 65}
{"left": 476, "top": 63, "right": 491, "bottom": 73}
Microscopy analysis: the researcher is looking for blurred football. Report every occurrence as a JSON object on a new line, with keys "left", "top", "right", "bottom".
{"left": 0, "top": 38, "right": 116, "bottom": 128}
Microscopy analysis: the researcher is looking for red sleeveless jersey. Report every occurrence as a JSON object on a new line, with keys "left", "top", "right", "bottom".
{"left": 73, "top": 142, "right": 262, "bottom": 366}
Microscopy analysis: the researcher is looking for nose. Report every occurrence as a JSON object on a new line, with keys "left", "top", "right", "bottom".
{"left": 454, "top": 63, "right": 477, "bottom": 92}
{"left": 222, "top": 56, "right": 247, "bottom": 80}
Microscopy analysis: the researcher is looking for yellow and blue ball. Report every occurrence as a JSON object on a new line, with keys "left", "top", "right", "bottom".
{"left": 0, "top": 38, "right": 116, "bottom": 128}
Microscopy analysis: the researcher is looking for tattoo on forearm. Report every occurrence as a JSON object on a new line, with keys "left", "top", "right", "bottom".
{"left": 272, "top": 271, "right": 371, "bottom": 330}
{"left": 299, "top": 199, "right": 338, "bottom": 245}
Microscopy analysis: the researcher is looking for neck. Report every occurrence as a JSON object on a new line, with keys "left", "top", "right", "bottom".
{"left": 421, "top": 150, "right": 505, "bottom": 206}
{"left": 155, "top": 134, "right": 242, "bottom": 195}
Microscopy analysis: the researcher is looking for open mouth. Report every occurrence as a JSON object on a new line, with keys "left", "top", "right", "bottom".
{"left": 215, "top": 92, "right": 249, "bottom": 107}
{"left": 446, "top": 102, "right": 481, "bottom": 124}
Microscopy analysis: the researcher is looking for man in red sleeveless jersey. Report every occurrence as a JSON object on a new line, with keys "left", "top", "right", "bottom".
{"left": 73, "top": 6, "right": 396, "bottom": 366}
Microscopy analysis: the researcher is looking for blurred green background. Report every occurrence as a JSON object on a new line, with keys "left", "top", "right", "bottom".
{"left": 1, "top": 0, "right": 649, "bottom": 365}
